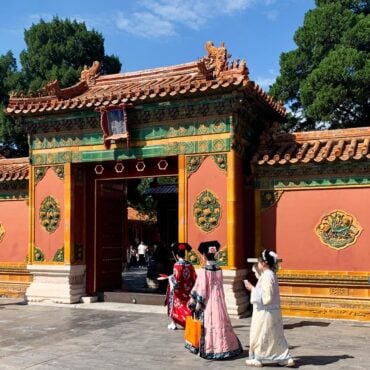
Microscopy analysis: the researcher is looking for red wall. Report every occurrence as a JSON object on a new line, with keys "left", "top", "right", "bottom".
{"left": 262, "top": 188, "right": 370, "bottom": 271}
{"left": 34, "top": 168, "right": 65, "bottom": 262}
{"left": 0, "top": 200, "right": 28, "bottom": 262}
{"left": 187, "top": 156, "right": 227, "bottom": 254}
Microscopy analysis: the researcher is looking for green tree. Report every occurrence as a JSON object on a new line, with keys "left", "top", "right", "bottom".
{"left": 20, "top": 17, "right": 121, "bottom": 91}
{"left": 0, "top": 17, "right": 122, "bottom": 157}
{"left": 0, "top": 51, "right": 28, "bottom": 157}
{"left": 270, "top": 0, "right": 370, "bottom": 131}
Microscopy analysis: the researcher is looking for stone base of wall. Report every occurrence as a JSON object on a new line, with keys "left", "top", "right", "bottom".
{"left": 25, "top": 264, "right": 86, "bottom": 304}
{"left": 0, "top": 264, "right": 32, "bottom": 298}
{"left": 223, "top": 268, "right": 251, "bottom": 318}
{"left": 279, "top": 270, "right": 370, "bottom": 322}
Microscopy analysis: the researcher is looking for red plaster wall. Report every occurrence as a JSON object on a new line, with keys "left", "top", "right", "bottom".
{"left": 34, "top": 168, "right": 65, "bottom": 262}
{"left": 0, "top": 200, "right": 28, "bottom": 262}
{"left": 262, "top": 188, "right": 370, "bottom": 271}
{"left": 187, "top": 156, "right": 227, "bottom": 256}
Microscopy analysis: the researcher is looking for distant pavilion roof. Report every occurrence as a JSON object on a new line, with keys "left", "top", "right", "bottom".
{"left": 0, "top": 157, "right": 29, "bottom": 181}
{"left": 253, "top": 127, "right": 370, "bottom": 166}
{"left": 6, "top": 42, "right": 286, "bottom": 119}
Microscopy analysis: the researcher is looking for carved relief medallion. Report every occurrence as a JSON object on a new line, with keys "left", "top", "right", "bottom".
{"left": 315, "top": 209, "right": 362, "bottom": 250}
{"left": 193, "top": 190, "right": 222, "bottom": 232}
{"left": 40, "top": 195, "right": 61, "bottom": 233}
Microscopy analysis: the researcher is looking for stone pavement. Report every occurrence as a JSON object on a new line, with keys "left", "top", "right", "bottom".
{"left": 0, "top": 298, "right": 369, "bottom": 369}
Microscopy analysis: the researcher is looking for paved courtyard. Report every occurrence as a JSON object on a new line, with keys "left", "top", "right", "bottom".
{"left": 0, "top": 298, "right": 369, "bottom": 369}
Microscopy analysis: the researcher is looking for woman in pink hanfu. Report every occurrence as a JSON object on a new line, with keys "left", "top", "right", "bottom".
{"left": 186, "top": 242, "right": 242, "bottom": 360}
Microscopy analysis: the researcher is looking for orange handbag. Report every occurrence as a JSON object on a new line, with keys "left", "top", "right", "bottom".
{"left": 184, "top": 315, "right": 202, "bottom": 349}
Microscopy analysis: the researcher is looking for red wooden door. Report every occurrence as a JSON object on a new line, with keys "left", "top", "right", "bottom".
{"left": 95, "top": 180, "right": 125, "bottom": 291}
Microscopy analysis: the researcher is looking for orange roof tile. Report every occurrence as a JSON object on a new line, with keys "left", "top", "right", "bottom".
{"left": 6, "top": 42, "right": 286, "bottom": 119}
{"left": 127, "top": 207, "right": 155, "bottom": 222}
{"left": 0, "top": 157, "right": 29, "bottom": 181}
{"left": 253, "top": 127, "right": 370, "bottom": 166}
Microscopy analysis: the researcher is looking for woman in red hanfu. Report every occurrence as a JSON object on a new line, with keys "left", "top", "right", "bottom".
{"left": 166, "top": 242, "right": 197, "bottom": 330}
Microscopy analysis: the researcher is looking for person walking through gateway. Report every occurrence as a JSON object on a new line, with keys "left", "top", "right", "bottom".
{"left": 137, "top": 241, "right": 148, "bottom": 268}
{"left": 166, "top": 242, "right": 197, "bottom": 330}
{"left": 244, "top": 249, "right": 295, "bottom": 367}
{"left": 185, "top": 241, "right": 242, "bottom": 360}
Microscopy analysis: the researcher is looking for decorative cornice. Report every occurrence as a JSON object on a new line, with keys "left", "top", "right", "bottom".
{"left": 255, "top": 161, "right": 370, "bottom": 189}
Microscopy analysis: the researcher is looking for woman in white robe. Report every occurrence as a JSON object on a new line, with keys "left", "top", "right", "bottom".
{"left": 244, "top": 250, "right": 295, "bottom": 367}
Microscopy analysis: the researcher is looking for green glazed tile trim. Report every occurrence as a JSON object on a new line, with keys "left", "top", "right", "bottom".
{"left": 32, "top": 132, "right": 103, "bottom": 150}
{"left": 31, "top": 139, "right": 231, "bottom": 165}
{"left": 255, "top": 162, "right": 370, "bottom": 189}
{"left": 0, "top": 181, "right": 28, "bottom": 200}
{"left": 31, "top": 117, "right": 230, "bottom": 150}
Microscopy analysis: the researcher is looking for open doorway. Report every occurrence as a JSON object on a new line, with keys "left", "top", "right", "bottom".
{"left": 86, "top": 172, "right": 178, "bottom": 298}
{"left": 123, "top": 176, "right": 178, "bottom": 295}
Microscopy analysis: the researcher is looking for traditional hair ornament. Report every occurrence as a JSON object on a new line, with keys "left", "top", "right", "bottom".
{"left": 262, "top": 249, "right": 267, "bottom": 262}
{"left": 208, "top": 246, "right": 217, "bottom": 254}
{"left": 261, "top": 249, "right": 278, "bottom": 264}
{"left": 178, "top": 243, "right": 186, "bottom": 251}
{"left": 269, "top": 251, "right": 278, "bottom": 264}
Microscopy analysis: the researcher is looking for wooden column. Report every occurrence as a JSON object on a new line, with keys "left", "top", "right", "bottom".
{"left": 178, "top": 155, "right": 187, "bottom": 242}
{"left": 254, "top": 189, "right": 262, "bottom": 257}
{"left": 64, "top": 163, "right": 72, "bottom": 264}
{"left": 227, "top": 150, "right": 237, "bottom": 269}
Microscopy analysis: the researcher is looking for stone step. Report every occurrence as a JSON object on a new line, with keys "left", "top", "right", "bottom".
{"left": 102, "top": 291, "right": 166, "bottom": 306}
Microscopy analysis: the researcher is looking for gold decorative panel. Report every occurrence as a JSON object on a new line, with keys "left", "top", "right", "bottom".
{"left": 39, "top": 195, "right": 61, "bottom": 233}
{"left": 315, "top": 209, "right": 362, "bottom": 250}
{"left": 193, "top": 190, "right": 221, "bottom": 232}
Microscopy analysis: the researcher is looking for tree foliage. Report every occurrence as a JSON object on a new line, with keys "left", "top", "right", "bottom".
{"left": 0, "top": 17, "right": 122, "bottom": 157}
{"left": 20, "top": 17, "right": 121, "bottom": 91}
{"left": 270, "top": 0, "right": 370, "bottom": 131}
{"left": 0, "top": 52, "right": 28, "bottom": 157}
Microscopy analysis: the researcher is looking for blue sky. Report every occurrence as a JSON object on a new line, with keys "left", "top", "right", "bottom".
{"left": 0, "top": 0, "right": 315, "bottom": 90}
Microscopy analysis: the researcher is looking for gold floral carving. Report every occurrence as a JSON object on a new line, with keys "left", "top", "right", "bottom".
{"left": 34, "top": 167, "right": 47, "bottom": 184}
{"left": 212, "top": 154, "right": 227, "bottom": 172}
{"left": 39, "top": 195, "right": 61, "bottom": 233}
{"left": 315, "top": 209, "right": 362, "bottom": 250}
{"left": 261, "top": 190, "right": 283, "bottom": 210}
{"left": 193, "top": 190, "right": 222, "bottom": 232}
{"left": 53, "top": 247, "right": 64, "bottom": 262}
{"left": 34, "top": 246, "right": 45, "bottom": 262}
{"left": 186, "top": 156, "right": 206, "bottom": 177}
{"left": 0, "top": 223, "right": 5, "bottom": 242}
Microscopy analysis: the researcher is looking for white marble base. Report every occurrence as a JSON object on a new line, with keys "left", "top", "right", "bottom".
{"left": 26, "top": 264, "right": 86, "bottom": 304}
{"left": 81, "top": 296, "right": 98, "bottom": 303}
{"left": 223, "top": 268, "right": 251, "bottom": 318}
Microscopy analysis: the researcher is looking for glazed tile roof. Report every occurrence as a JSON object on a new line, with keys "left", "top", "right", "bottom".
{"left": 0, "top": 157, "right": 29, "bottom": 181}
{"left": 6, "top": 42, "right": 286, "bottom": 119}
{"left": 253, "top": 127, "right": 370, "bottom": 166}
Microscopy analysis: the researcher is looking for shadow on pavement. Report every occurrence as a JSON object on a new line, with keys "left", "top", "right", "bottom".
{"left": 296, "top": 354, "right": 354, "bottom": 366}
{"left": 0, "top": 298, "right": 27, "bottom": 308}
{"left": 284, "top": 320, "right": 331, "bottom": 330}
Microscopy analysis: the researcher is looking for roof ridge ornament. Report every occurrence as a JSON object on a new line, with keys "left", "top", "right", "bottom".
{"left": 80, "top": 61, "right": 100, "bottom": 85}
{"left": 197, "top": 41, "right": 249, "bottom": 80}
{"left": 197, "top": 41, "right": 230, "bottom": 78}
